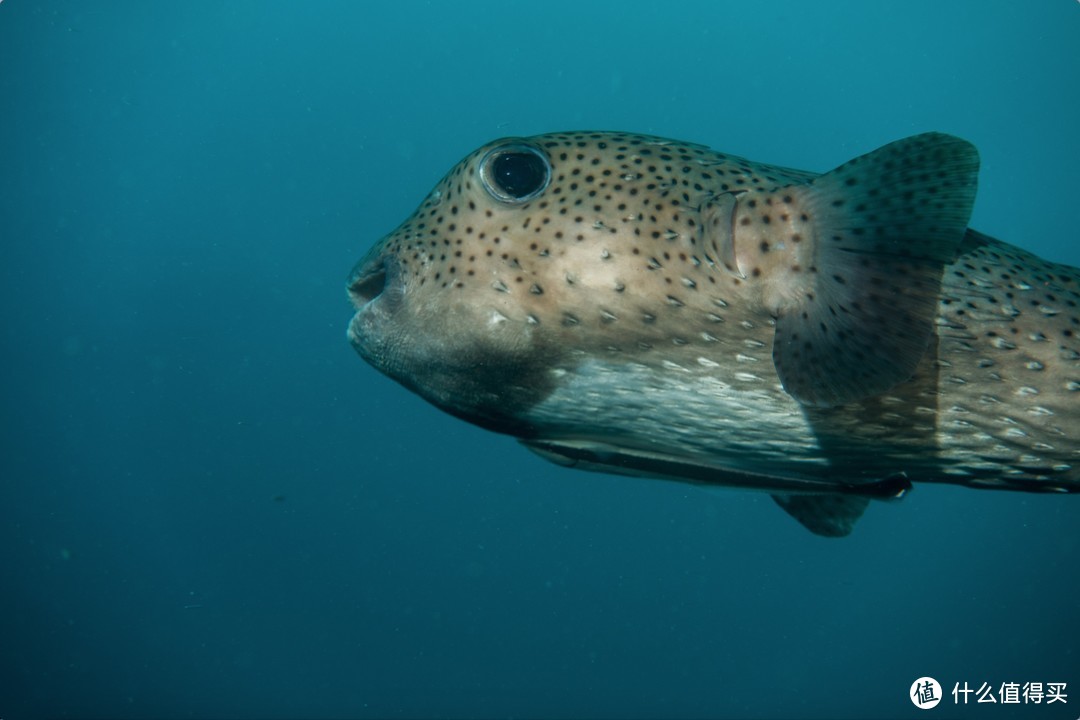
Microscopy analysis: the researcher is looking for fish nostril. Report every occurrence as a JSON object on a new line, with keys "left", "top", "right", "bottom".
{"left": 349, "top": 259, "right": 388, "bottom": 306}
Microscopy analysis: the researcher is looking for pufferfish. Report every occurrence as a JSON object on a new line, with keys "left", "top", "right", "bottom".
{"left": 346, "top": 131, "right": 1079, "bottom": 536}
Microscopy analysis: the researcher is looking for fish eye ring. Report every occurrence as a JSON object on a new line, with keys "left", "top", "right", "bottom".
{"left": 479, "top": 144, "right": 551, "bottom": 204}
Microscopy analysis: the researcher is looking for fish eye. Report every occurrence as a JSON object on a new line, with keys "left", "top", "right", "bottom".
{"left": 479, "top": 144, "right": 551, "bottom": 203}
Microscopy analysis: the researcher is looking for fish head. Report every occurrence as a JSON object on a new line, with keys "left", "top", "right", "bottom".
{"left": 347, "top": 132, "right": 730, "bottom": 432}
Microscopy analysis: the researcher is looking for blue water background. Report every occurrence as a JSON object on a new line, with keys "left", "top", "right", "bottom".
{"left": 1, "top": 2, "right": 1078, "bottom": 718}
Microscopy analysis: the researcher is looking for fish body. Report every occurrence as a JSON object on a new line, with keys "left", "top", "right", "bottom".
{"left": 347, "top": 132, "right": 1079, "bottom": 535}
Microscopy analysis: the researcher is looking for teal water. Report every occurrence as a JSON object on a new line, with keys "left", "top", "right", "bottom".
{"left": 1, "top": 2, "right": 1077, "bottom": 718}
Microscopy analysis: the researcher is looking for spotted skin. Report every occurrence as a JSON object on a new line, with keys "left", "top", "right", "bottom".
{"left": 347, "top": 131, "right": 1080, "bottom": 535}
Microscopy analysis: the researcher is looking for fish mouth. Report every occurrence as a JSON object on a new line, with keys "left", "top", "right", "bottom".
{"left": 347, "top": 253, "right": 403, "bottom": 349}
{"left": 348, "top": 254, "right": 391, "bottom": 308}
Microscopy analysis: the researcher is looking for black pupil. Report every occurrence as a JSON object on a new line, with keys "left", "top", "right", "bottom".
{"left": 492, "top": 151, "right": 546, "bottom": 198}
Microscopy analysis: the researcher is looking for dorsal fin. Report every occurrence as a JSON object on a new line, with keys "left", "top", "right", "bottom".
{"left": 767, "top": 133, "right": 979, "bottom": 406}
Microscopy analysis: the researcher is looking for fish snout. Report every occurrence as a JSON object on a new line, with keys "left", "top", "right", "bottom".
{"left": 348, "top": 252, "right": 402, "bottom": 312}
{"left": 347, "top": 251, "right": 405, "bottom": 354}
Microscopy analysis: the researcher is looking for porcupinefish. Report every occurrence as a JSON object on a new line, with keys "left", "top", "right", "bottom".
{"left": 347, "top": 132, "right": 1079, "bottom": 536}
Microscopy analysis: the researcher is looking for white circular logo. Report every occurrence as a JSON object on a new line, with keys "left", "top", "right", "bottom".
{"left": 910, "top": 677, "right": 942, "bottom": 709}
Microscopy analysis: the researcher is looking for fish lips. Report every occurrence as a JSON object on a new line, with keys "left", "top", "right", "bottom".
{"left": 347, "top": 253, "right": 404, "bottom": 361}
